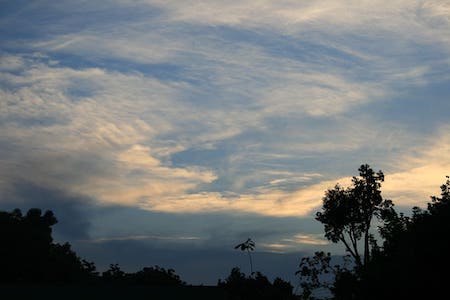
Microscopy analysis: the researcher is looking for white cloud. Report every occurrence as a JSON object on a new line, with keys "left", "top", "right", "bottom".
{"left": 0, "top": 54, "right": 25, "bottom": 71}
{"left": 259, "top": 71, "right": 383, "bottom": 117}
{"left": 1, "top": 0, "right": 449, "bottom": 224}
{"left": 0, "top": 56, "right": 221, "bottom": 208}
{"left": 139, "top": 0, "right": 450, "bottom": 44}
{"left": 136, "top": 177, "right": 352, "bottom": 217}
{"left": 33, "top": 31, "right": 183, "bottom": 64}
{"left": 2, "top": 54, "right": 444, "bottom": 217}
{"left": 27, "top": 1, "right": 448, "bottom": 118}
{"left": 383, "top": 125, "right": 450, "bottom": 207}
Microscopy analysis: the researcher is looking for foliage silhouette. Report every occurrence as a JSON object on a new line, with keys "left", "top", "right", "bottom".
{"left": 296, "top": 251, "right": 354, "bottom": 300}
{"left": 102, "top": 263, "right": 126, "bottom": 282}
{"left": 296, "top": 251, "right": 332, "bottom": 300}
{"left": 352, "top": 176, "right": 450, "bottom": 300}
{"left": 234, "top": 238, "right": 255, "bottom": 275}
{"left": 0, "top": 207, "right": 186, "bottom": 288}
{"left": 218, "top": 267, "right": 295, "bottom": 300}
{"left": 130, "top": 266, "right": 185, "bottom": 286}
{"left": 101, "top": 264, "right": 185, "bottom": 286}
{"left": 315, "top": 164, "right": 393, "bottom": 267}
{"left": 301, "top": 170, "right": 450, "bottom": 300}
{"left": 0, "top": 208, "right": 96, "bottom": 284}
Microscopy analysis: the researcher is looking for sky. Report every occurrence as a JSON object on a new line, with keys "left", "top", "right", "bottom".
{"left": 1, "top": 0, "right": 450, "bottom": 285}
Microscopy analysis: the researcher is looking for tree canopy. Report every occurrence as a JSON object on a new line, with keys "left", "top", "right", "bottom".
{"left": 315, "top": 164, "right": 393, "bottom": 267}
{"left": 0, "top": 208, "right": 96, "bottom": 283}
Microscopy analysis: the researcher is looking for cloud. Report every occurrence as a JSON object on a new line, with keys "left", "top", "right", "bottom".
{"left": 78, "top": 144, "right": 216, "bottom": 207}
{"left": 0, "top": 53, "right": 26, "bottom": 71}
{"left": 382, "top": 125, "right": 450, "bottom": 207}
{"left": 84, "top": 206, "right": 326, "bottom": 249}
{"left": 82, "top": 234, "right": 202, "bottom": 244}
{"left": 0, "top": 53, "right": 446, "bottom": 219}
{"left": 290, "top": 234, "right": 329, "bottom": 246}
{"left": 140, "top": 0, "right": 450, "bottom": 46}
{"left": 0, "top": 55, "right": 220, "bottom": 205}
{"left": 135, "top": 177, "right": 352, "bottom": 217}
{"left": 261, "top": 233, "right": 329, "bottom": 253}
{"left": 1, "top": 0, "right": 449, "bottom": 261}
{"left": 0, "top": 51, "right": 375, "bottom": 218}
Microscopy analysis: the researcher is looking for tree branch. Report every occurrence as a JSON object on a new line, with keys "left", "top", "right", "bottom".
{"left": 340, "top": 234, "right": 362, "bottom": 267}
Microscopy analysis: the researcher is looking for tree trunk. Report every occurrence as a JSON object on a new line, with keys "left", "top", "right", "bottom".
{"left": 247, "top": 249, "right": 253, "bottom": 275}
{"left": 364, "top": 227, "right": 370, "bottom": 265}
{"left": 340, "top": 235, "right": 362, "bottom": 268}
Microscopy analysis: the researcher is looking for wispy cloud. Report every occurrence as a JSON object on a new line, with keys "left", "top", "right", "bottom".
{"left": 135, "top": 178, "right": 353, "bottom": 217}
{"left": 1, "top": 0, "right": 449, "bottom": 249}
{"left": 261, "top": 233, "right": 329, "bottom": 253}
{"left": 0, "top": 49, "right": 448, "bottom": 218}
{"left": 383, "top": 125, "right": 450, "bottom": 207}
{"left": 81, "top": 234, "right": 203, "bottom": 244}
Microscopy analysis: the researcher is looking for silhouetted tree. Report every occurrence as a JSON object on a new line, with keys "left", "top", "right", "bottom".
{"left": 102, "top": 263, "right": 125, "bottom": 283}
{"left": 129, "top": 265, "right": 185, "bottom": 286}
{"left": 315, "top": 164, "right": 393, "bottom": 267}
{"left": 296, "top": 252, "right": 354, "bottom": 300}
{"left": 273, "top": 277, "right": 296, "bottom": 299}
{"left": 0, "top": 207, "right": 194, "bottom": 291}
{"left": 234, "top": 238, "right": 255, "bottom": 275}
{"left": 0, "top": 208, "right": 96, "bottom": 284}
{"left": 298, "top": 165, "right": 395, "bottom": 299}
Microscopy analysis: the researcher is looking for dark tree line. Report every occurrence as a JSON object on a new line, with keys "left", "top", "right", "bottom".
{"left": 0, "top": 208, "right": 184, "bottom": 287}
{"left": 0, "top": 207, "right": 294, "bottom": 299}
{"left": 0, "top": 208, "right": 96, "bottom": 284}
{"left": 218, "top": 267, "right": 295, "bottom": 300}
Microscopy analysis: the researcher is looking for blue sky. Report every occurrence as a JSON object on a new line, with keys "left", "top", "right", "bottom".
{"left": 1, "top": 0, "right": 450, "bottom": 284}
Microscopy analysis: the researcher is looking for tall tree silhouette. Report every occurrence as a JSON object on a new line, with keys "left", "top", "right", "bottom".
{"left": 315, "top": 164, "right": 393, "bottom": 267}
{"left": 234, "top": 238, "right": 255, "bottom": 275}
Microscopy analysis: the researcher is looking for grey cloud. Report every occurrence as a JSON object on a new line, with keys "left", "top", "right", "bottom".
{"left": 86, "top": 205, "right": 332, "bottom": 256}
{"left": 89, "top": 206, "right": 316, "bottom": 240}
